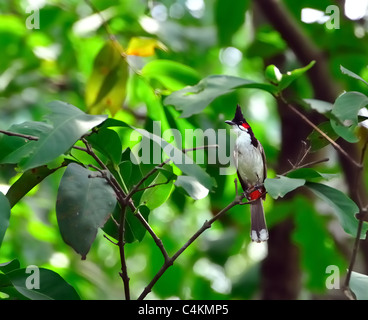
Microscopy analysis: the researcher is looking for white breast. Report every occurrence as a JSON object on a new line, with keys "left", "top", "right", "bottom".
{"left": 234, "top": 132, "right": 264, "bottom": 186}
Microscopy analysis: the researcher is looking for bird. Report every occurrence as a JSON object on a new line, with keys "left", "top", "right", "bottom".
{"left": 225, "top": 105, "right": 268, "bottom": 242}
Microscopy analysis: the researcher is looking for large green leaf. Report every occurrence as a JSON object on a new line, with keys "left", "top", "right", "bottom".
{"left": 4, "top": 267, "right": 80, "bottom": 300}
{"left": 56, "top": 163, "right": 116, "bottom": 259}
{"left": 264, "top": 176, "right": 306, "bottom": 199}
{"left": 6, "top": 164, "right": 66, "bottom": 208}
{"left": 164, "top": 75, "right": 277, "bottom": 118}
{"left": 306, "top": 182, "right": 366, "bottom": 238}
{"left": 2, "top": 101, "right": 106, "bottom": 171}
{"left": 0, "top": 121, "right": 52, "bottom": 164}
{"left": 0, "top": 192, "right": 11, "bottom": 248}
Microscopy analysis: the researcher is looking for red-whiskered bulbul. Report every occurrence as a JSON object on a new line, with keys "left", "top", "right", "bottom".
{"left": 225, "top": 105, "right": 268, "bottom": 242}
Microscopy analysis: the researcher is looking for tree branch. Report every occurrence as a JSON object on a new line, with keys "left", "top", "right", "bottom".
{"left": 0, "top": 129, "right": 39, "bottom": 141}
{"left": 344, "top": 137, "right": 368, "bottom": 299}
{"left": 117, "top": 205, "right": 130, "bottom": 300}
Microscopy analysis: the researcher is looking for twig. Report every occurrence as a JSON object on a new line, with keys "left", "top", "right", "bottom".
{"left": 0, "top": 129, "right": 39, "bottom": 141}
{"left": 133, "top": 179, "right": 172, "bottom": 193}
{"left": 103, "top": 234, "right": 118, "bottom": 245}
{"left": 125, "top": 160, "right": 170, "bottom": 201}
{"left": 281, "top": 158, "right": 330, "bottom": 176}
{"left": 281, "top": 99, "right": 362, "bottom": 168}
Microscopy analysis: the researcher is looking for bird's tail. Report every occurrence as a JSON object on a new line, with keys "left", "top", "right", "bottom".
{"left": 250, "top": 199, "right": 268, "bottom": 242}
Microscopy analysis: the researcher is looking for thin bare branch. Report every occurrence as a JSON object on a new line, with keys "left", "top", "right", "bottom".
{"left": 117, "top": 205, "right": 130, "bottom": 300}
{"left": 282, "top": 100, "right": 362, "bottom": 168}
{"left": 344, "top": 137, "right": 368, "bottom": 298}
{"left": 0, "top": 129, "right": 39, "bottom": 141}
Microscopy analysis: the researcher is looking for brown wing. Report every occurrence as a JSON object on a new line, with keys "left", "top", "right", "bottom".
{"left": 257, "top": 142, "right": 267, "bottom": 182}
{"left": 233, "top": 144, "right": 249, "bottom": 191}
{"left": 257, "top": 141, "right": 267, "bottom": 200}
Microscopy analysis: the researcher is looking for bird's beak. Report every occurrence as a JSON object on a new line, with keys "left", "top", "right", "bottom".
{"left": 225, "top": 120, "right": 235, "bottom": 125}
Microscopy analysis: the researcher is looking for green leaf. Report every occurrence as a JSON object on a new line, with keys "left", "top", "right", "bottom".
{"left": 215, "top": 0, "right": 249, "bottom": 46}
{"left": 305, "top": 182, "right": 366, "bottom": 238}
{"left": 0, "top": 121, "right": 52, "bottom": 164}
{"left": 332, "top": 91, "right": 368, "bottom": 122}
{"left": 125, "top": 205, "right": 150, "bottom": 243}
{"left": 307, "top": 121, "right": 339, "bottom": 152}
{"left": 330, "top": 118, "right": 359, "bottom": 143}
{"left": 0, "top": 260, "right": 20, "bottom": 274}
{"left": 164, "top": 75, "right": 277, "bottom": 118}
{"left": 264, "top": 176, "right": 306, "bottom": 199}
{"left": 174, "top": 175, "right": 209, "bottom": 200}
{"left": 141, "top": 59, "right": 200, "bottom": 91}
{"left": 10, "top": 101, "right": 106, "bottom": 171}
{"left": 330, "top": 91, "right": 368, "bottom": 142}
{"left": 302, "top": 99, "right": 333, "bottom": 114}
{"left": 278, "top": 61, "right": 316, "bottom": 91}
{"left": 56, "top": 163, "right": 117, "bottom": 259}
{"left": 6, "top": 164, "right": 66, "bottom": 208}
{"left": 340, "top": 65, "right": 368, "bottom": 87}
{"left": 5, "top": 267, "right": 80, "bottom": 300}
{"left": 140, "top": 170, "right": 174, "bottom": 210}
{"left": 86, "top": 127, "right": 122, "bottom": 166}
{"left": 0, "top": 192, "right": 11, "bottom": 248}
{"left": 287, "top": 168, "right": 336, "bottom": 181}
{"left": 86, "top": 40, "right": 128, "bottom": 115}
{"left": 350, "top": 272, "right": 368, "bottom": 300}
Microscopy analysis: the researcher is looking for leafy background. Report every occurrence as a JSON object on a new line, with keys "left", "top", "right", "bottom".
{"left": 0, "top": 0, "right": 368, "bottom": 299}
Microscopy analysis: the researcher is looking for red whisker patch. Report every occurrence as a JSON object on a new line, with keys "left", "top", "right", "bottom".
{"left": 242, "top": 123, "right": 250, "bottom": 129}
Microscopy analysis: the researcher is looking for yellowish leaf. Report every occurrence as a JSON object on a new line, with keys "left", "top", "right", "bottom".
{"left": 85, "top": 40, "right": 128, "bottom": 115}
{"left": 126, "top": 37, "right": 168, "bottom": 57}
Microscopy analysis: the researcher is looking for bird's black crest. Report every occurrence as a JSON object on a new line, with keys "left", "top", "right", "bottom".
{"left": 233, "top": 104, "right": 246, "bottom": 123}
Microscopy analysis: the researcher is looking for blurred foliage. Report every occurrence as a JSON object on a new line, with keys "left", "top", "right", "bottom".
{"left": 0, "top": 0, "right": 368, "bottom": 300}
